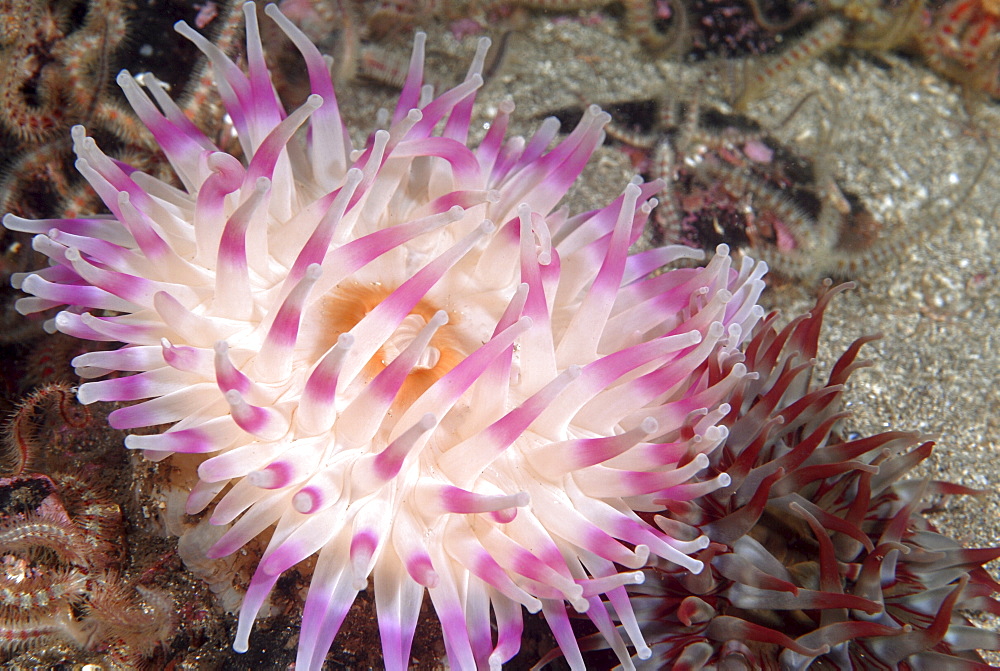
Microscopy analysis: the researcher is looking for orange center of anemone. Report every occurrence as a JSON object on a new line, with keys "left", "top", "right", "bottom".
{"left": 315, "top": 283, "right": 466, "bottom": 408}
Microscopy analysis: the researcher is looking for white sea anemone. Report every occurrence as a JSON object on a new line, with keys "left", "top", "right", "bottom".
{"left": 4, "top": 3, "right": 769, "bottom": 669}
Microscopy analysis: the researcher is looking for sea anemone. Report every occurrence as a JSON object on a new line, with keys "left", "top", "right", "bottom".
{"left": 2, "top": 3, "right": 774, "bottom": 669}
{"left": 594, "top": 284, "right": 1000, "bottom": 669}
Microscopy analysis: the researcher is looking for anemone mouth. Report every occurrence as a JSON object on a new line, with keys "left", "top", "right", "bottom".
{"left": 313, "top": 282, "right": 468, "bottom": 406}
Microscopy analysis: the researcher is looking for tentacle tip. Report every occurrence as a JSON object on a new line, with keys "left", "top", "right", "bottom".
{"left": 75, "top": 383, "right": 99, "bottom": 405}
{"left": 632, "top": 544, "right": 650, "bottom": 567}
{"left": 292, "top": 490, "right": 319, "bottom": 515}
{"left": 48, "top": 311, "right": 73, "bottom": 329}
{"left": 647, "top": 176, "right": 667, "bottom": 191}
{"left": 641, "top": 417, "right": 659, "bottom": 434}
{"left": 204, "top": 540, "right": 232, "bottom": 559}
